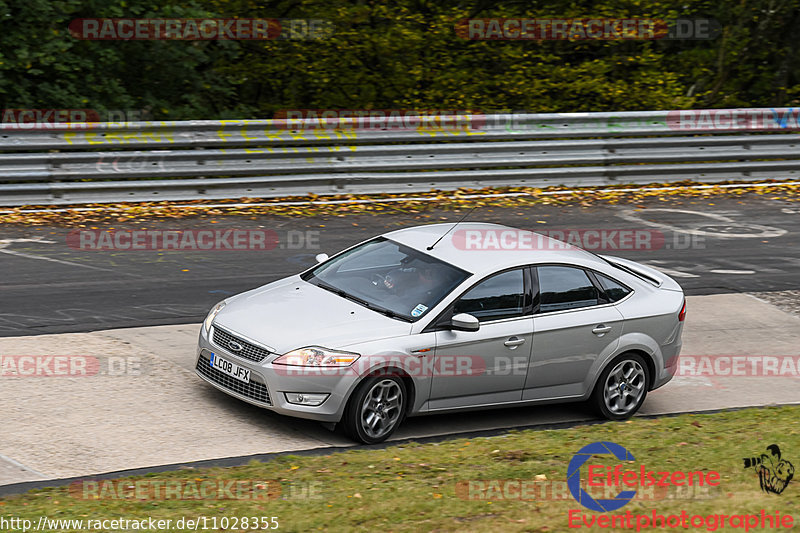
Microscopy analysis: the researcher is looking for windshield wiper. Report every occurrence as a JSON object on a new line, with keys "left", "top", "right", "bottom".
{"left": 312, "top": 280, "right": 411, "bottom": 322}
{"left": 368, "top": 305, "right": 412, "bottom": 322}
{"left": 314, "top": 281, "right": 375, "bottom": 308}
{"left": 314, "top": 281, "right": 362, "bottom": 303}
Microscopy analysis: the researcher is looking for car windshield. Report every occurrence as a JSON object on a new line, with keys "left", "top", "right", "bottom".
{"left": 301, "top": 237, "right": 470, "bottom": 322}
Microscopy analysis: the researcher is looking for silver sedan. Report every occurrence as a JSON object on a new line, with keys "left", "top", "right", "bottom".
{"left": 195, "top": 223, "right": 685, "bottom": 443}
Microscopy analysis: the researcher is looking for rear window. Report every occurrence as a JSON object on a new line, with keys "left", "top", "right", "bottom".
{"left": 537, "top": 266, "right": 600, "bottom": 312}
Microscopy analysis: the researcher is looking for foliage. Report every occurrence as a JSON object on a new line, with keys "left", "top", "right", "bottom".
{"left": 0, "top": 0, "right": 798, "bottom": 118}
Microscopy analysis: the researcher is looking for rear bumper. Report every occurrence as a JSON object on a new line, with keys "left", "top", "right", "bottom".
{"left": 652, "top": 332, "right": 682, "bottom": 390}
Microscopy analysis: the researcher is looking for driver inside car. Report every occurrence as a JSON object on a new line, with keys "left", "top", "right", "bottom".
{"left": 376, "top": 263, "right": 447, "bottom": 311}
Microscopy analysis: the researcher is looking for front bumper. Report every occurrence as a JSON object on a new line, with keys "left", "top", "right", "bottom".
{"left": 194, "top": 325, "right": 360, "bottom": 423}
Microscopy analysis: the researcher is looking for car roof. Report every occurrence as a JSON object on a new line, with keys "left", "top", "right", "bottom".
{"left": 383, "top": 222, "right": 610, "bottom": 275}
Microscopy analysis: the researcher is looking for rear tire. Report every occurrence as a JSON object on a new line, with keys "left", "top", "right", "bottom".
{"left": 342, "top": 376, "right": 406, "bottom": 444}
{"left": 592, "top": 352, "right": 649, "bottom": 420}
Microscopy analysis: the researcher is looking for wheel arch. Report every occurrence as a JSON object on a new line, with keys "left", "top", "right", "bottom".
{"left": 343, "top": 365, "right": 417, "bottom": 418}
{"left": 591, "top": 348, "right": 656, "bottom": 396}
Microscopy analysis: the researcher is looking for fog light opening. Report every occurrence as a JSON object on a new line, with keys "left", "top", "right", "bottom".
{"left": 285, "top": 392, "right": 329, "bottom": 406}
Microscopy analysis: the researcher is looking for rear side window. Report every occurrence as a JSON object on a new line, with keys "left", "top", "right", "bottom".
{"left": 453, "top": 269, "right": 525, "bottom": 322}
{"left": 537, "top": 266, "right": 600, "bottom": 312}
{"left": 595, "top": 273, "right": 632, "bottom": 302}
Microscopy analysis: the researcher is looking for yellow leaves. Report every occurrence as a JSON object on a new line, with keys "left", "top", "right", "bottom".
{"left": 0, "top": 180, "right": 798, "bottom": 226}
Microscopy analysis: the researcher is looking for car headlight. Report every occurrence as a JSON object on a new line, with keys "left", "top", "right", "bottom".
{"left": 203, "top": 301, "right": 226, "bottom": 333}
{"left": 273, "top": 346, "right": 360, "bottom": 367}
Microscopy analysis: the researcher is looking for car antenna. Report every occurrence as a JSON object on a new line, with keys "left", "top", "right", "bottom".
{"left": 427, "top": 207, "right": 477, "bottom": 250}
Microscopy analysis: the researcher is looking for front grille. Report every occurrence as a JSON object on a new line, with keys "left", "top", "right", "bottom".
{"left": 212, "top": 326, "right": 271, "bottom": 363}
{"left": 196, "top": 353, "right": 272, "bottom": 405}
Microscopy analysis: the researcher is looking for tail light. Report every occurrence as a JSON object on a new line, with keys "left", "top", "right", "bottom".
{"left": 678, "top": 299, "right": 686, "bottom": 322}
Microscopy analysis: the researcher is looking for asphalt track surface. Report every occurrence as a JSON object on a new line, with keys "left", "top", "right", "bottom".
{"left": 1, "top": 195, "right": 799, "bottom": 337}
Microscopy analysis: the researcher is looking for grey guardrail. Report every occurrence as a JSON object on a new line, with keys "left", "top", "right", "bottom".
{"left": 1, "top": 109, "right": 799, "bottom": 206}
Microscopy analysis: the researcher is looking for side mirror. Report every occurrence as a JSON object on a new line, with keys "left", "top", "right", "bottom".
{"left": 315, "top": 253, "right": 329, "bottom": 263}
{"left": 451, "top": 313, "right": 480, "bottom": 332}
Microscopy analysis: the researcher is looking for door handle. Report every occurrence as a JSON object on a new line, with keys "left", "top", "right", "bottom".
{"left": 504, "top": 336, "right": 526, "bottom": 348}
{"left": 592, "top": 325, "right": 612, "bottom": 335}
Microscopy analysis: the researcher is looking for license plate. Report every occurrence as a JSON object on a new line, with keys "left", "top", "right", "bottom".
{"left": 209, "top": 352, "right": 251, "bottom": 383}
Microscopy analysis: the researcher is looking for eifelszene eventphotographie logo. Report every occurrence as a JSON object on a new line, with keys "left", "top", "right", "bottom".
{"left": 567, "top": 441, "right": 721, "bottom": 512}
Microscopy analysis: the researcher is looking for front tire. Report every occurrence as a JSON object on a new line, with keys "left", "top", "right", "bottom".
{"left": 342, "top": 376, "right": 406, "bottom": 444}
{"left": 592, "top": 352, "right": 649, "bottom": 420}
